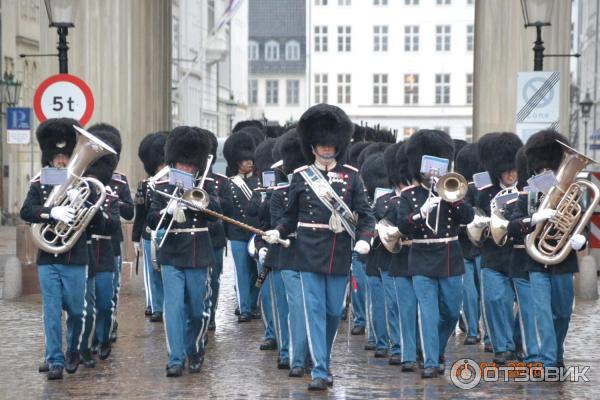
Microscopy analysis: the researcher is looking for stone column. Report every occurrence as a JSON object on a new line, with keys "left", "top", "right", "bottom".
{"left": 473, "top": 0, "right": 571, "bottom": 141}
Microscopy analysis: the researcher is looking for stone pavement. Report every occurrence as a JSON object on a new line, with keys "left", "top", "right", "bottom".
{"left": 1, "top": 249, "right": 600, "bottom": 399}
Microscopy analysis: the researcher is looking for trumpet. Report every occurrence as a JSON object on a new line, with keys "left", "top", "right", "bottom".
{"left": 424, "top": 169, "right": 468, "bottom": 234}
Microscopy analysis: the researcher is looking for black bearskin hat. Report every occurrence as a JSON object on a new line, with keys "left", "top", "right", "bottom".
{"left": 453, "top": 139, "right": 468, "bottom": 163}
{"left": 478, "top": 132, "right": 523, "bottom": 184}
{"left": 515, "top": 147, "right": 530, "bottom": 191}
{"left": 360, "top": 153, "right": 390, "bottom": 200}
{"left": 357, "top": 142, "right": 390, "bottom": 170}
{"left": 524, "top": 129, "right": 569, "bottom": 175}
{"left": 384, "top": 142, "right": 403, "bottom": 187}
{"left": 36, "top": 118, "right": 80, "bottom": 167}
{"left": 85, "top": 128, "right": 121, "bottom": 185}
{"left": 138, "top": 132, "right": 167, "bottom": 176}
{"left": 455, "top": 143, "right": 481, "bottom": 182}
{"left": 347, "top": 141, "right": 372, "bottom": 167}
{"left": 353, "top": 124, "right": 366, "bottom": 142}
{"left": 275, "top": 128, "right": 307, "bottom": 174}
{"left": 254, "top": 138, "right": 277, "bottom": 175}
{"left": 88, "top": 123, "right": 122, "bottom": 157}
{"left": 233, "top": 120, "right": 264, "bottom": 133}
{"left": 405, "top": 129, "right": 454, "bottom": 183}
{"left": 165, "top": 126, "right": 212, "bottom": 172}
{"left": 265, "top": 124, "right": 284, "bottom": 139}
{"left": 207, "top": 131, "right": 218, "bottom": 166}
{"left": 223, "top": 130, "right": 256, "bottom": 176}
{"left": 239, "top": 126, "right": 265, "bottom": 146}
{"left": 298, "top": 104, "right": 353, "bottom": 163}
{"left": 372, "top": 129, "right": 396, "bottom": 144}
{"left": 395, "top": 142, "right": 412, "bottom": 187}
{"left": 364, "top": 126, "right": 377, "bottom": 141}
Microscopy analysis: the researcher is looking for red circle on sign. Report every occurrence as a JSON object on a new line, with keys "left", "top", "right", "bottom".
{"left": 33, "top": 74, "right": 95, "bottom": 126}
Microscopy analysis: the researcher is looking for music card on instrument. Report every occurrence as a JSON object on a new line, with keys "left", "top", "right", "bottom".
{"left": 473, "top": 172, "right": 493, "bottom": 189}
{"left": 262, "top": 170, "right": 276, "bottom": 188}
{"left": 527, "top": 170, "right": 558, "bottom": 195}
{"left": 374, "top": 187, "right": 394, "bottom": 201}
{"left": 40, "top": 167, "right": 68, "bottom": 185}
{"left": 169, "top": 168, "right": 194, "bottom": 190}
{"left": 420, "top": 155, "right": 449, "bottom": 176}
{"left": 494, "top": 192, "right": 519, "bottom": 209}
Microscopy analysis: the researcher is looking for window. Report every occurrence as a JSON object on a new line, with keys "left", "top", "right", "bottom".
{"left": 287, "top": 80, "right": 300, "bottom": 105}
{"left": 285, "top": 41, "right": 300, "bottom": 61}
{"left": 403, "top": 127, "right": 418, "bottom": 138}
{"left": 338, "top": 0, "right": 351, "bottom": 4}
{"left": 315, "top": 74, "right": 329, "bottom": 103}
{"left": 434, "top": 126, "right": 451, "bottom": 134}
{"left": 466, "top": 73, "right": 473, "bottom": 105}
{"left": 404, "top": 74, "right": 419, "bottom": 105}
{"left": 465, "top": 126, "right": 473, "bottom": 142}
{"left": 435, "top": 74, "right": 451, "bottom": 104}
{"left": 436, "top": 25, "right": 451, "bottom": 51}
{"left": 373, "top": 74, "right": 388, "bottom": 104}
{"left": 404, "top": 26, "right": 419, "bottom": 51}
{"left": 314, "top": 26, "right": 328, "bottom": 52}
{"left": 315, "top": 0, "right": 328, "bottom": 4}
{"left": 467, "top": 0, "right": 474, "bottom": 4}
{"left": 373, "top": 26, "right": 388, "bottom": 52}
{"left": 466, "top": 25, "right": 474, "bottom": 51}
{"left": 266, "top": 80, "right": 279, "bottom": 104}
{"left": 249, "top": 80, "right": 258, "bottom": 105}
{"left": 436, "top": 0, "right": 451, "bottom": 4}
{"left": 248, "top": 41, "right": 259, "bottom": 61}
{"left": 405, "top": 0, "right": 419, "bottom": 4}
{"left": 265, "top": 41, "right": 280, "bottom": 61}
{"left": 374, "top": 0, "right": 388, "bottom": 4}
{"left": 337, "top": 26, "right": 351, "bottom": 52}
{"left": 337, "top": 74, "right": 351, "bottom": 104}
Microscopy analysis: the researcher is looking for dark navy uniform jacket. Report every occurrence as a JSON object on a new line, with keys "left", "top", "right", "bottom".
{"left": 132, "top": 179, "right": 152, "bottom": 243}
{"left": 20, "top": 177, "right": 108, "bottom": 267}
{"left": 269, "top": 185, "right": 297, "bottom": 270}
{"left": 276, "top": 163, "right": 375, "bottom": 276}
{"left": 507, "top": 192, "right": 579, "bottom": 275}
{"left": 476, "top": 184, "right": 514, "bottom": 275}
{"left": 224, "top": 173, "right": 261, "bottom": 242}
{"left": 504, "top": 199, "right": 529, "bottom": 280}
{"left": 366, "top": 192, "right": 395, "bottom": 277}
{"left": 88, "top": 191, "right": 121, "bottom": 274}
{"left": 382, "top": 194, "right": 411, "bottom": 277}
{"left": 108, "top": 172, "right": 134, "bottom": 257}
{"left": 459, "top": 184, "right": 481, "bottom": 260}
{"left": 147, "top": 179, "right": 221, "bottom": 269}
{"left": 397, "top": 184, "right": 474, "bottom": 278}
{"left": 205, "top": 172, "right": 232, "bottom": 249}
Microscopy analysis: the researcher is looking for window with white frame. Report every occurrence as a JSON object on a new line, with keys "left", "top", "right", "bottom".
{"left": 466, "top": 25, "right": 474, "bottom": 51}
{"left": 465, "top": 126, "right": 473, "bottom": 141}
{"left": 466, "top": 73, "right": 473, "bottom": 105}
{"left": 405, "top": 0, "right": 419, "bottom": 4}
{"left": 404, "top": 74, "right": 419, "bottom": 105}
{"left": 338, "top": 0, "right": 351, "bottom": 5}
{"left": 266, "top": 80, "right": 279, "bottom": 104}
{"left": 404, "top": 25, "right": 419, "bottom": 51}
{"left": 373, "top": 26, "right": 388, "bottom": 52}
{"left": 248, "top": 41, "right": 259, "bottom": 61}
{"left": 337, "top": 26, "right": 351, "bottom": 52}
{"left": 374, "top": 0, "right": 388, "bottom": 5}
{"left": 337, "top": 74, "right": 351, "bottom": 104}
{"left": 435, "top": 25, "right": 451, "bottom": 51}
{"left": 285, "top": 41, "right": 300, "bottom": 61}
{"left": 314, "top": 26, "right": 328, "bottom": 52}
{"left": 435, "top": 74, "right": 451, "bottom": 104}
{"left": 315, "top": 74, "right": 329, "bottom": 103}
{"left": 248, "top": 80, "right": 258, "bottom": 105}
{"left": 436, "top": 0, "right": 451, "bottom": 4}
{"left": 373, "top": 74, "right": 388, "bottom": 104}
{"left": 287, "top": 80, "right": 300, "bottom": 105}
{"left": 265, "top": 41, "right": 280, "bottom": 61}
{"left": 315, "top": 0, "right": 328, "bottom": 5}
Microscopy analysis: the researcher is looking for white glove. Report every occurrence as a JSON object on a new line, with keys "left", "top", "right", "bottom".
{"left": 258, "top": 247, "right": 268, "bottom": 264}
{"left": 380, "top": 225, "right": 400, "bottom": 243}
{"left": 166, "top": 201, "right": 187, "bottom": 215}
{"left": 66, "top": 188, "right": 79, "bottom": 202}
{"left": 133, "top": 242, "right": 140, "bottom": 255}
{"left": 570, "top": 234, "right": 586, "bottom": 251}
{"left": 354, "top": 240, "right": 370, "bottom": 255}
{"left": 471, "top": 214, "right": 491, "bottom": 228}
{"left": 420, "top": 196, "right": 441, "bottom": 218}
{"left": 263, "top": 229, "right": 280, "bottom": 244}
{"left": 531, "top": 209, "right": 556, "bottom": 226}
{"left": 50, "top": 206, "right": 75, "bottom": 224}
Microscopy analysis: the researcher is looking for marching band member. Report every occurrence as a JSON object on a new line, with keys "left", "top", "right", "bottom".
{"left": 477, "top": 132, "right": 523, "bottom": 365}
{"left": 223, "top": 130, "right": 261, "bottom": 322}
{"left": 132, "top": 132, "right": 167, "bottom": 322}
{"left": 263, "top": 104, "right": 375, "bottom": 390}
{"left": 507, "top": 130, "right": 585, "bottom": 370}
{"left": 396, "top": 129, "right": 474, "bottom": 378}
{"left": 146, "top": 126, "right": 221, "bottom": 377}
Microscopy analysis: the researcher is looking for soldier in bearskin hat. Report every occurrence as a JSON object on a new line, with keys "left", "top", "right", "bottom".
{"left": 20, "top": 118, "right": 109, "bottom": 380}
{"left": 507, "top": 130, "right": 586, "bottom": 370}
{"left": 132, "top": 132, "right": 167, "bottom": 322}
{"left": 223, "top": 130, "right": 262, "bottom": 322}
{"left": 146, "top": 126, "right": 221, "bottom": 377}
{"left": 263, "top": 104, "right": 375, "bottom": 390}
{"left": 476, "top": 132, "right": 523, "bottom": 365}
{"left": 395, "top": 129, "right": 474, "bottom": 378}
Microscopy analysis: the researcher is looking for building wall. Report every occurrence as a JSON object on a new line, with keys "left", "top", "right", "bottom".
{"left": 247, "top": 73, "right": 306, "bottom": 124}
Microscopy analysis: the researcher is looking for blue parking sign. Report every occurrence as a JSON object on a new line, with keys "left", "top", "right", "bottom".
{"left": 6, "top": 107, "right": 32, "bottom": 144}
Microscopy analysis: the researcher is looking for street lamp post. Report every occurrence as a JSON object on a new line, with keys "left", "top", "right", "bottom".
{"left": 580, "top": 92, "right": 594, "bottom": 156}
{"left": 520, "top": 0, "right": 555, "bottom": 71}
{"left": 44, "top": 0, "right": 77, "bottom": 74}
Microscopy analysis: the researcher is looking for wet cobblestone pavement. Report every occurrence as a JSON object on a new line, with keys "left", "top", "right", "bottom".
{"left": 1, "top": 252, "right": 600, "bottom": 399}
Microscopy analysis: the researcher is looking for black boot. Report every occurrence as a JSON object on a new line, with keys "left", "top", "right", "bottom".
{"left": 110, "top": 321, "right": 118, "bottom": 343}
{"left": 484, "top": 343, "right": 494, "bottom": 353}
{"left": 438, "top": 355, "right": 446, "bottom": 374}
{"left": 188, "top": 354, "right": 204, "bottom": 373}
{"left": 80, "top": 350, "right": 96, "bottom": 368}
{"left": 351, "top": 325, "right": 365, "bottom": 335}
{"left": 38, "top": 360, "right": 49, "bottom": 373}
{"left": 234, "top": 306, "right": 241, "bottom": 316}
{"left": 374, "top": 349, "right": 388, "bottom": 358}
{"left": 166, "top": 364, "right": 183, "bottom": 377}
{"left": 421, "top": 367, "right": 439, "bottom": 379}
{"left": 260, "top": 338, "right": 277, "bottom": 350}
{"left": 493, "top": 352, "right": 508, "bottom": 365}
{"left": 145, "top": 306, "right": 152, "bottom": 316}
{"left": 277, "top": 357, "right": 290, "bottom": 370}
{"left": 47, "top": 366, "right": 64, "bottom": 380}
{"left": 208, "top": 319, "right": 216, "bottom": 331}
{"left": 250, "top": 309, "right": 261, "bottom": 320}
{"left": 463, "top": 336, "right": 479, "bottom": 345}
{"left": 65, "top": 351, "right": 80, "bottom": 374}
{"left": 327, "top": 371, "right": 334, "bottom": 387}
{"left": 364, "top": 343, "right": 376, "bottom": 351}
{"left": 389, "top": 355, "right": 402, "bottom": 365}
{"left": 238, "top": 312, "right": 251, "bottom": 323}
{"left": 150, "top": 312, "right": 163, "bottom": 323}
{"left": 402, "top": 361, "right": 417, "bottom": 372}
{"left": 308, "top": 378, "right": 328, "bottom": 390}
{"left": 289, "top": 367, "right": 304, "bottom": 377}
{"left": 99, "top": 344, "right": 112, "bottom": 360}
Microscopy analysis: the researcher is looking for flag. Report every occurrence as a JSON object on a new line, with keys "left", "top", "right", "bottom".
{"left": 213, "top": 0, "right": 243, "bottom": 34}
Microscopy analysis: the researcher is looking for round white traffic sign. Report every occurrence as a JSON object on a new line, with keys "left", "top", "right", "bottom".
{"left": 34, "top": 74, "right": 94, "bottom": 125}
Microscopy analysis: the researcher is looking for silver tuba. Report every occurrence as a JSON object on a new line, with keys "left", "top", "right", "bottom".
{"left": 31, "top": 126, "right": 117, "bottom": 254}
{"left": 489, "top": 186, "right": 519, "bottom": 246}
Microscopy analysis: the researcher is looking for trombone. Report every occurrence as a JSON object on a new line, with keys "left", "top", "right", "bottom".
{"left": 424, "top": 168, "right": 468, "bottom": 234}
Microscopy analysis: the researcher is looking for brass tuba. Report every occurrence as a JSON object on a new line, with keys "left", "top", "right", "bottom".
{"left": 31, "top": 126, "right": 117, "bottom": 254}
{"left": 375, "top": 219, "right": 404, "bottom": 254}
{"left": 467, "top": 207, "right": 489, "bottom": 246}
{"left": 489, "top": 187, "right": 519, "bottom": 246}
{"left": 525, "top": 141, "right": 600, "bottom": 265}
